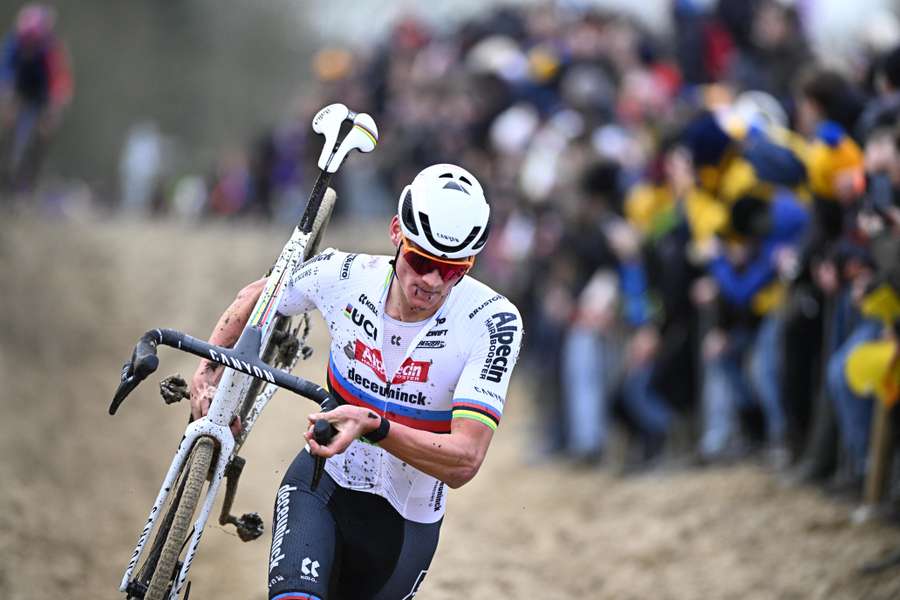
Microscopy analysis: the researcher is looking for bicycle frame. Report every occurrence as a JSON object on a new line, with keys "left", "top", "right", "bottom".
{"left": 112, "top": 103, "right": 378, "bottom": 600}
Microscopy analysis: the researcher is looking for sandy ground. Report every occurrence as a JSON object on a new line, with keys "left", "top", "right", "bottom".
{"left": 2, "top": 215, "right": 900, "bottom": 600}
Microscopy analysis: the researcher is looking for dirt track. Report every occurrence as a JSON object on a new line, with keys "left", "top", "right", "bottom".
{"left": 2, "top": 216, "right": 900, "bottom": 599}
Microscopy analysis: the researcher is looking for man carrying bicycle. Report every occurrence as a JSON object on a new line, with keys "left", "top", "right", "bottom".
{"left": 190, "top": 164, "right": 523, "bottom": 599}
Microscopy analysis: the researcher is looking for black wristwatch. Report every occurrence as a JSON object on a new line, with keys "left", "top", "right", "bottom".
{"left": 362, "top": 416, "right": 390, "bottom": 444}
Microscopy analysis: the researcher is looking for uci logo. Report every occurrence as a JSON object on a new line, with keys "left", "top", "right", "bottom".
{"left": 343, "top": 304, "right": 378, "bottom": 340}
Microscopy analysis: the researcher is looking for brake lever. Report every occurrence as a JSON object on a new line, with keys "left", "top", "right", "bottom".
{"left": 109, "top": 332, "right": 161, "bottom": 415}
{"left": 110, "top": 361, "right": 139, "bottom": 415}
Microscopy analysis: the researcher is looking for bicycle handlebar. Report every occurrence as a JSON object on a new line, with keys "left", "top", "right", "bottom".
{"left": 109, "top": 327, "right": 339, "bottom": 418}
{"left": 133, "top": 330, "right": 160, "bottom": 379}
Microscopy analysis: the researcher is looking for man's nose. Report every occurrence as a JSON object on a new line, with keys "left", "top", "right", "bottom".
{"left": 421, "top": 269, "right": 444, "bottom": 288}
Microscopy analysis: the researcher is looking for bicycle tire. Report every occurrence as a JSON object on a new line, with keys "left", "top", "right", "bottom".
{"left": 303, "top": 186, "right": 336, "bottom": 261}
{"left": 128, "top": 463, "right": 189, "bottom": 598}
{"left": 143, "top": 437, "right": 215, "bottom": 600}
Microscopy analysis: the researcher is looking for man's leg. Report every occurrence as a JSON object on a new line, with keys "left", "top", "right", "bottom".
{"left": 622, "top": 364, "right": 672, "bottom": 459}
{"left": 369, "top": 519, "right": 441, "bottom": 600}
{"left": 700, "top": 356, "right": 736, "bottom": 459}
{"left": 750, "top": 315, "right": 787, "bottom": 445}
{"left": 268, "top": 450, "right": 341, "bottom": 600}
{"left": 827, "top": 320, "right": 881, "bottom": 478}
{"left": 562, "top": 325, "right": 612, "bottom": 461}
{"left": 328, "top": 484, "right": 441, "bottom": 600}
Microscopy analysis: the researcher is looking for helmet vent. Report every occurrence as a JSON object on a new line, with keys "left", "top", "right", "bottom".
{"left": 458, "top": 175, "right": 472, "bottom": 186}
{"left": 438, "top": 172, "right": 453, "bottom": 179}
{"left": 442, "top": 181, "right": 470, "bottom": 194}
{"left": 401, "top": 189, "right": 418, "bottom": 235}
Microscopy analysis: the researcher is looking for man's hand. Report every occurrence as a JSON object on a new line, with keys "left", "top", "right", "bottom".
{"left": 702, "top": 328, "right": 729, "bottom": 361}
{"left": 304, "top": 405, "right": 381, "bottom": 458}
{"left": 626, "top": 325, "right": 660, "bottom": 370}
{"left": 184, "top": 278, "right": 265, "bottom": 438}
{"left": 813, "top": 259, "right": 839, "bottom": 296}
{"left": 691, "top": 275, "right": 719, "bottom": 306}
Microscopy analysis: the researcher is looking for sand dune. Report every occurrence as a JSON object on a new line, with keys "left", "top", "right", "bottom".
{"left": 1, "top": 216, "right": 898, "bottom": 599}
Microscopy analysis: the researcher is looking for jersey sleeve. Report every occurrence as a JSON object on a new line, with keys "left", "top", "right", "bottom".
{"left": 278, "top": 248, "right": 345, "bottom": 316}
{"left": 451, "top": 303, "right": 523, "bottom": 431}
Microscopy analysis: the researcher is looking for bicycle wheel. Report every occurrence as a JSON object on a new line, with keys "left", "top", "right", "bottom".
{"left": 303, "top": 186, "right": 336, "bottom": 261}
{"left": 130, "top": 437, "right": 214, "bottom": 600}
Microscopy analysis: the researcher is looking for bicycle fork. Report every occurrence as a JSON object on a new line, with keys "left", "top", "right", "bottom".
{"left": 119, "top": 419, "right": 235, "bottom": 600}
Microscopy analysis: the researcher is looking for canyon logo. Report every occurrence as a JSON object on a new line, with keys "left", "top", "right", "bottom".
{"left": 479, "top": 312, "right": 518, "bottom": 383}
{"left": 353, "top": 340, "right": 430, "bottom": 384}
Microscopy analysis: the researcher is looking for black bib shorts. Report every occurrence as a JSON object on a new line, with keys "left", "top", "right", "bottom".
{"left": 267, "top": 449, "right": 441, "bottom": 600}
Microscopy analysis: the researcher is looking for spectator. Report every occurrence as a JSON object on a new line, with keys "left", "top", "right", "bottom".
{"left": 0, "top": 3, "right": 72, "bottom": 195}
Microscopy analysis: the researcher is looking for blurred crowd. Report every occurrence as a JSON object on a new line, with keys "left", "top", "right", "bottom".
{"left": 246, "top": 0, "right": 900, "bottom": 515}
{"left": 7, "top": 1, "right": 900, "bottom": 520}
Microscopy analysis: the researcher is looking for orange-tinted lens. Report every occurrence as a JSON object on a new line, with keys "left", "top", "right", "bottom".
{"left": 400, "top": 239, "right": 472, "bottom": 281}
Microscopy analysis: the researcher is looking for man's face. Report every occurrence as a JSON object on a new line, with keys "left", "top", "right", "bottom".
{"left": 389, "top": 216, "right": 469, "bottom": 315}
{"left": 394, "top": 249, "right": 461, "bottom": 313}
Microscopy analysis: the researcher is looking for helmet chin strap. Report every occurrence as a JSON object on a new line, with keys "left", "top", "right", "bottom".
{"left": 387, "top": 243, "right": 401, "bottom": 299}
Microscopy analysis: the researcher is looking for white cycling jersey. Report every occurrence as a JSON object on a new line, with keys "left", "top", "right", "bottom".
{"left": 278, "top": 248, "right": 523, "bottom": 523}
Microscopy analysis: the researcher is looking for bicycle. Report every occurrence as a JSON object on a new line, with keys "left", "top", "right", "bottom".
{"left": 108, "top": 102, "right": 378, "bottom": 600}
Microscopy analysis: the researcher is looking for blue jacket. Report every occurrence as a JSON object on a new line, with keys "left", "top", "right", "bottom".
{"left": 709, "top": 192, "right": 809, "bottom": 308}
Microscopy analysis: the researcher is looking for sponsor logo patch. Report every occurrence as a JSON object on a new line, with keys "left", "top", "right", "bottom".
{"left": 479, "top": 312, "right": 518, "bottom": 383}
{"left": 358, "top": 293, "right": 378, "bottom": 315}
{"left": 340, "top": 253, "right": 358, "bottom": 280}
{"left": 416, "top": 340, "right": 446, "bottom": 349}
{"left": 292, "top": 250, "right": 335, "bottom": 281}
{"left": 430, "top": 480, "right": 446, "bottom": 512}
{"left": 269, "top": 484, "right": 298, "bottom": 572}
{"left": 474, "top": 385, "right": 505, "bottom": 404}
{"left": 301, "top": 556, "right": 320, "bottom": 582}
{"left": 347, "top": 367, "right": 428, "bottom": 405}
{"left": 343, "top": 304, "right": 378, "bottom": 340}
{"left": 354, "top": 340, "right": 431, "bottom": 384}
{"left": 468, "top": 294, "right": 502, "bottom": 319}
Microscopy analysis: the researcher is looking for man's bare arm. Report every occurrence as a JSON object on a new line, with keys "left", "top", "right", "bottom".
{"left": 189, "top": 277, "right": 267, "bottom": 420}
{"left": 305, "top": 405, "right": 494, "bottom": 488}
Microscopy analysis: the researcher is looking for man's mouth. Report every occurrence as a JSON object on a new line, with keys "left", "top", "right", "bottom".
{"left": 412, "top": 285, "right": 438, "bottom": 302}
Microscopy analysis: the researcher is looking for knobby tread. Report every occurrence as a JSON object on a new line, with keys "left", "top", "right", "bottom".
{"left": 145, "top": 437, "right": 214, "bottom": 600}
{"left": 303, "top": 187, "right": 336, "bottom": 262}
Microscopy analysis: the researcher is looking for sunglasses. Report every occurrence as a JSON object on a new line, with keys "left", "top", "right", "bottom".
{"left": 400, "top": 236, "right": 474, "bottom": 282}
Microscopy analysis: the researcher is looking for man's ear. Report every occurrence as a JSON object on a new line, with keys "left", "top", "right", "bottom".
{"left": 389, "top": 215, "right": 402, "bottom": 247}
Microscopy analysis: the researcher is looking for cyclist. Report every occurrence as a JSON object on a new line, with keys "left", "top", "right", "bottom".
{"left": 190, "top": 164, "right": 523, "bottom": 599}
{"left": 0, "top": 3, "right": 72, "bottom": 192}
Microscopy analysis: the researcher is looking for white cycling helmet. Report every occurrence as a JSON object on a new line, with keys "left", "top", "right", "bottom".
{"left": 397, "top": 164, "right": 491, "bottom": 260}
